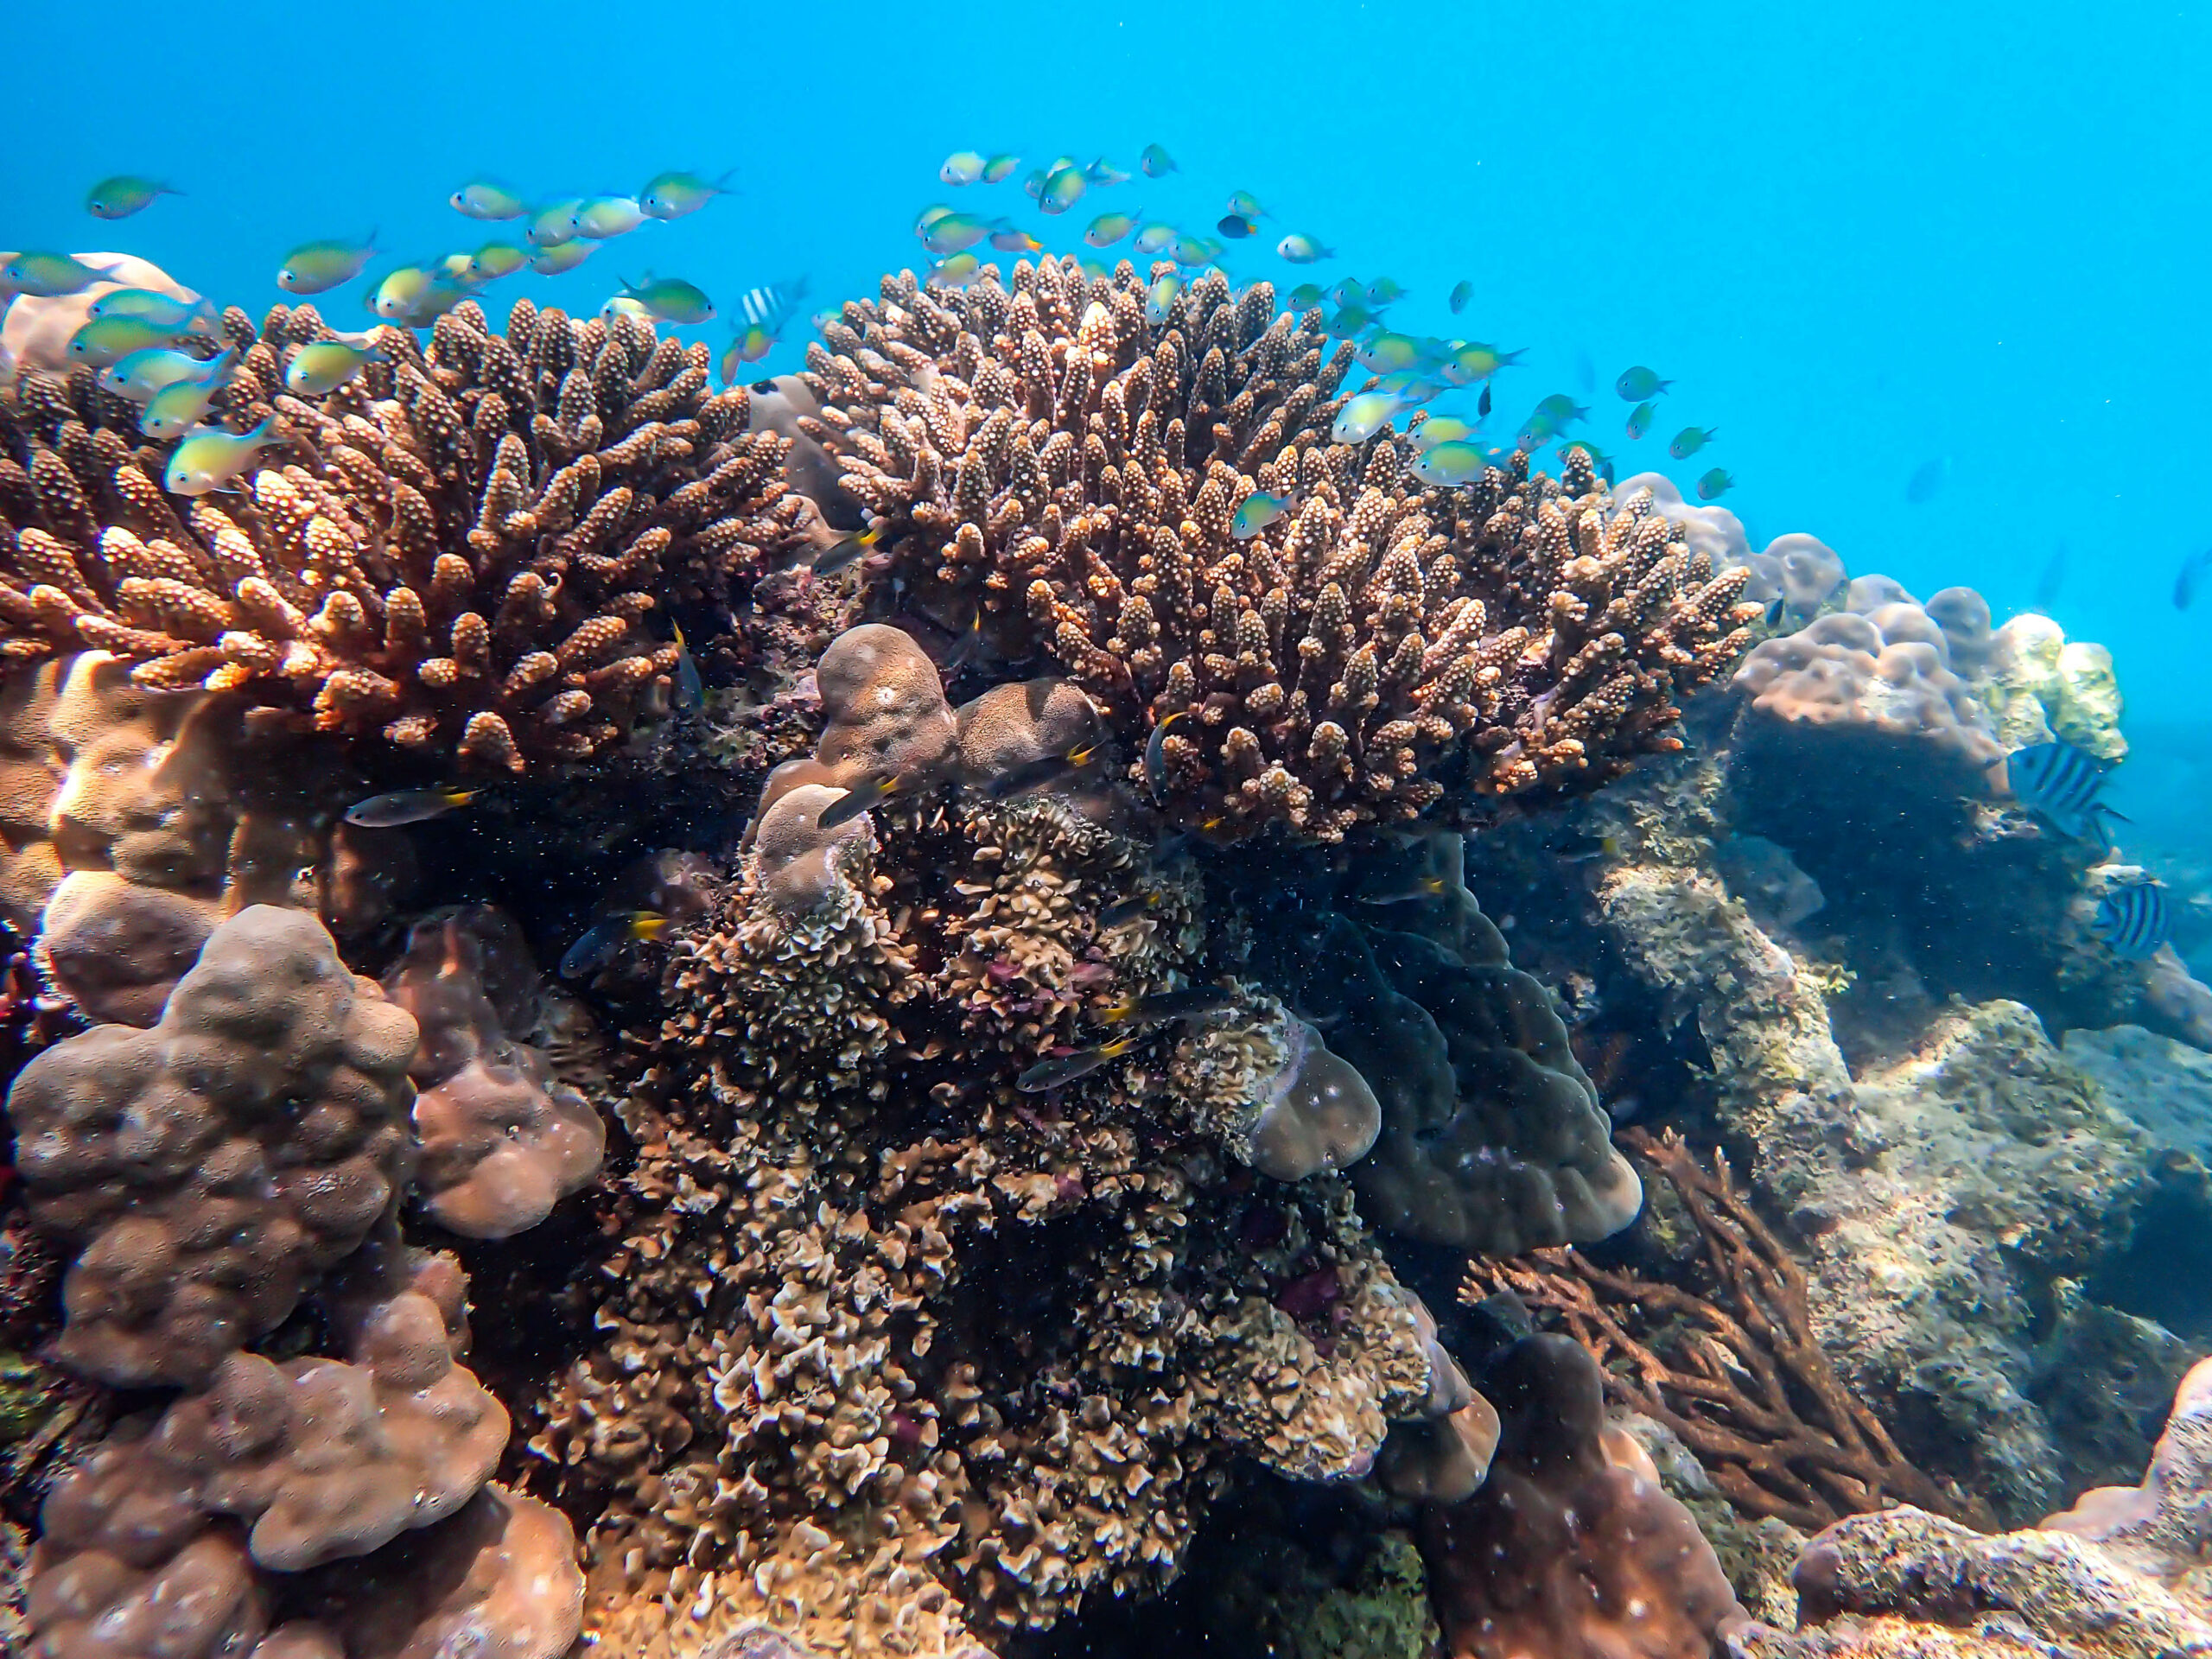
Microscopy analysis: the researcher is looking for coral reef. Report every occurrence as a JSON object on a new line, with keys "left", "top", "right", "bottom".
{"left": 0, "top": 299, "right": 802, "bottom": 771}
{"left": 1980, "top": 611, "right": 2126, "bottom": 760}
{"left": 799, "top": 258, "right": 1755, "bottom": 839}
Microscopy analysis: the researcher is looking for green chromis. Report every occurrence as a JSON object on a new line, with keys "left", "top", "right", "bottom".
{"left": 467, "top": 242, "right": 530, "bottom": 280}
{"left": 1695, "top": 467, "right": 1734, "bottom": 500}
{"left": 1084, "top": 209, "right": 1141, "bottom": 248}
{"left": 1446, "top": 342, "right": 1522, "bottom": 382}
{"left": 2, "top": 251, "right": 121, "bottom": 299}
{"left": 1614, "top": 365, "right": 1672, "bottom": 401}
{"left": 99, "top": 346, "right": 231, "bottom": 403}
{"left": 1411, "top": 441, "right": 1490, "bottom": 486}
{"left": 277, "top": 233, "right": 378, "bottom": 295}
{"left": 928, "top": 252, "right": 985, "bottom": 289}
{"left": 982, "top": 154, "right": 1021, "bottom": 183}
{"left": 1624, "top": 400, "right": 1656, "bottom": 441}
{"left": 1449, "top": 279, "right": 1473, "bottom": 314}
{"left": 1533, "top": 393, "right": 1590, "bottom": 427}
{"left": 1230, "top": 489, "right": 1296, "bottom": 540}
{"left": 86, "top": 175, "right": 180, "bottom": 219}
{"left": 1324, "top": 305, "right": 1374, "bottom": 339}
{"left": 920, "top": 213, "right": 995, "bottom": 254}
{"left": 366, "top": 266, "right": 448, "bottom": 321}
{"left": 527, "top": 199, "right": 584, "bottom": 247}
{"left": 639, "top": 168, "right": 735, "bottom": 219}
{"left": 938, "top": 150, "right": 987, "bottom": 185}
{"left": 1140, "top": 143, "right": 1178, "bottom": 178}
{"left": 67, "top": 315, "right": 189, "bottom": 368}
{"left": 164, "top": 416, "right": 283, "bottom": 497}
{"left": 1133, "top": 223, "right": 1178, "bottom": 254}
{"left": 718, "top": 325, "right": 773, "bottom": 383}
{"left": 914, "top": 204, "right": 955, "bottom": 235}
{"left": 1669, "top": 425, "right": 1718, "bottom": 460}
{"left": 1145, "top": 273, "right": 1181, "bottom": 324}
{"left": 1332, "top": 391, "right": 1403, "bottom": 444}
{"left": 602, "top": 296, "right": 657, "bottom": 324}
{"left": 138, "top": 374, "right": 229, "bottom": 440}
{"left": 1085, "top": 156, "right": 1131, "bottom": 184}
{"left": 1355, "top": 332, "right": 1421, "bottom": 372}
{"left": 1367, "top": 276, "right": 1407, "bottom": 304}
{"left": 1411, "top": 416, "right": 1478, "bottom": 449}
{"left": 88, "top": 288, "right": 213, "bottom": 331}
{"left": 1172, "top": 236, "right": 1222, "bottom": 268}
{"left": 1039, "top": 164, "right": 1087, "bottom": 214}
{"left": 452, "top": 179, "right": 528, "bottom": 220}
{"left": 572, "top": 195, "right": 646, "bottom": 238}
{"left": 1287, "top": 283, "right": 1326, "bottom": 308}
{"left": 283, "top": 340, "right": 385, "bottom": 396}
{"left": 531, "top": 241, "right": 591, "bottom": 275}
{"left": 618, "top": 276, "right": 713, "bottom": 325}
{"left": 1224, "top": 190, "right": 1267, "bottom": 219}
{"left": 1275, "top": 232, "right": 1333, "bottom": 263}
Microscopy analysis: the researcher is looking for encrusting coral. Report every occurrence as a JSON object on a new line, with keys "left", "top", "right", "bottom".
{"left": 798, "top": 257, "right": 1756, "bottom": 840}
{"left": 0, "top": 298, "right": 803, "bottom": 772}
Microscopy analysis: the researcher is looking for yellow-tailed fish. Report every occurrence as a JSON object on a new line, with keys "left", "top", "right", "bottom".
{"left": 1099, "top": 986, "right": 1238, "bottom": 1025}
{"left": 531, "top": 241, "right": 591, "bottom": 276}
{"left": 467, "top": 242, "right": 530, "bottom": 280}
{"left": 1449, "top": 279, "right": 1473, "bottom": 314}
{"left": 720, "top": 325, "right": 774, "bottom": 382}
{"left": 165, "top": 417, "right": 283, "bottom": 497}
{"left": 928, "top": 252, "right": 986, "bottom": 289}
{"left": 982, "top": 154, "right": 1020, "bottom": 183}
{"left": 67, "top": 315, "right": 189, "bottom": 368}
{"left": 811, "top": 522, "right": 887, "bottom": 576}
{"left": 1615, "top": 365, "right": 1672, "bottom": 401}
{"left": 1275, "top": 232, "right": 1332, "bottom": 263}
{"left": 2, "top": 251, "right": 121, "bottom": 299}
{"left": 1016, "top": 1034, "right": 1138, "bottom": 1092}
{"left": 451, "top": 179, "right": 528, "bottom": 220}
{"left": 1411, "top": 441, "right": 1490, "bottom": 486}
{"left": 277, "top": 232, "right": 378, "bottom": 295}
{"left": 1144, "top": 709, "right": 1188, "bottom": 802}
{"left": 86, "top": 175, "right": 180, "bottom": 219}
{"left": 1097, "top": 889, "right": 1161, "bottom": 930}
{"left": 639, "top": 168, "right": 735, "bottom": 219}
{"left": 1332, "top": 391, "right": 1403, "bottom": 444}
{"left": 88, "top": 288, "right": 214, "bottom": 331}
{"left": 1217, "top": 213, "right": 1257, "bottom": 239}
{"left": 1133, "top": 223, "right": 1178, "bottom": 255}
{"left": 1224, "top": 190, "right": 1266, "bottom": 219}
{"left": 939, "top": 150, "right": 988, "bottom": 185}
{"left": 1669, "top": 425, "right": 1718, "bottom": 460}
{"left": 1230, "top": 489, "right": 1296, "bottom": 540}
{"left": 1140, "top": 143, "right": 1177, "bottom": 178}
{"left": 1039, "top": 164, "right": 1086, "bottom": 215}
{"left": 1625, "top": 400, "right": 1656, "bottom": 440}
{"left": 817, "top": 768, "right": 907, "bottom": 830}
{"left": 619, "top": 274, "right": 713, "bottom": 324}
{"left": 558, "top": 910, "right": 668, "bottom": 977}
{"left": 138, "top": 376, "right": 229, "bottom": 441}
{"left": 988, "top": 226, "right": 1042, "bottom": 253}
{"left": 1084, "top": 209, "right": 1141, "bottom": 248}
{"left": 1145, "top": 273, "right": 1181, "bottom": 324}
{"left": 526, "top": 199, "right": 584, "bottom": 247}
{"left": 1412, "top": 416, "right": 1478, "bottom": 449}
{"left": 573, "top": 195, "right": 646, "bottom": 238}
{"left": 1695, "top": 467, "right": 1734, "bottom": 500}
{"left": 982, "top": 740, "right": 1102, "bottom": 801}
{"left": 284, "top": 340, "right": 385, "bottom": 396}
{"left": 99, "top": 345, "right": 231, "bottom": 403}
{"left": 671, "top": 620, "right": 702, "bottom": 709}
{"left": 345, "top": 785, "right": 480, "bottom": 828}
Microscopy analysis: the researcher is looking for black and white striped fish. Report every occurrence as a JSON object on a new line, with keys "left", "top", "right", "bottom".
{"left": 2092, "top": 881, "right": 2171, "bottom": 960}
{"left": 735, "top": 276, "right": 809, "bottom": 334}
{"left": 2004, "top": 740, "right": 2116, "bottom": 840}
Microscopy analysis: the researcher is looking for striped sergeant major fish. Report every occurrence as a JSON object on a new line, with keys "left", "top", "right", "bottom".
{"left": 2091, "top": 881, "right": 2171, "bottom": 960}
{"left": 2001, "top": 740, "right": 2121, "bottom": 842}
{"left": 736, "top": 276, "right": 810, "bottom": 334}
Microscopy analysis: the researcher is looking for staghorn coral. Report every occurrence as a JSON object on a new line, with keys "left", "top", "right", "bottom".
{"left": 800, "top": 257, "right": 1754, "bottom": 840}
{"left": 0, "top": 298, "right": 803, "bottom": 772}
{"left": 3, "top": 903, "right": 416, "bottom": 1387}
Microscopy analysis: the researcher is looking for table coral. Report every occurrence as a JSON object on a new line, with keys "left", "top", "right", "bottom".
{"left": 0, "top": 299, "right": 803, "bottom": 772}
{"left": 798, "top": 258, "right": 1755, "bottom": 840}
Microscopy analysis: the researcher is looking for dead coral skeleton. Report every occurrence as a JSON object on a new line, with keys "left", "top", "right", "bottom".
{"left": 1462, "top": 1128, "right": 1969, "bottom": 1531}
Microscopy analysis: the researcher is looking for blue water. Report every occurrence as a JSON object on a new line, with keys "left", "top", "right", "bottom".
{"left": 8, "top": 0, "right": 2207, "bottom": 824}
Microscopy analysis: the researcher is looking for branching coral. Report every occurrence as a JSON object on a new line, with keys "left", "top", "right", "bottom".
{"left": 798, "top": 258, "right": 1755, "bottom": 840}
{"left": 1462, "top": 1129, "right": 1967, "bottom": 1530}
{"left": 0, "top": 299, "right": 803, "bottom": 772}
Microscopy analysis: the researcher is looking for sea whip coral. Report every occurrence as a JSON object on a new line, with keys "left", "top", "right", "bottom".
{"left": 797, "top": 257, "right": 1756, "bottom": 840}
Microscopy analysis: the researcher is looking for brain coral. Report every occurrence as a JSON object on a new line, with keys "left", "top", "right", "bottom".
{"left": 0, "top": 298, "right": 803, "bottom": 771}
{"left": 798, "top": 258, "right": 1755, "bottom": 840}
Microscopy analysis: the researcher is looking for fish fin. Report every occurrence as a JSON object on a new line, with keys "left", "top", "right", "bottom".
{"left": 442, "top": 787, "right": 480, "bottom": 806}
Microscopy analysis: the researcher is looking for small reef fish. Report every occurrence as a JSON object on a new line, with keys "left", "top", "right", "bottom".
{"left": 1172, "top": 236, "right": 1222, "bottom": 268}
{"left": 1615, "top": 365, "right": 1672, "bottom": 400}
{"left": 1332, "top": 391, "right": 1404, "bottom": 444}
{"left": 1449, "top": 280, "right": 1473, "bottom": 314}
{"left": 1217, "top": 213, "right": 1257, "bottom": 239}
{"left": 452, "top": 179, "right": 529, "bottom": 220}
{"left": 1225, "top": 191, "right": 1267, "bottom": 219}
{"left": 89, "top": 289, "right": 213, "bottom": 331}
{"left": 1040, "top": 165, "right": 1087, "bottom": 214}
{"left": 1669, "top": 425, "right": 1718, "bottom": 459}
{"left": 817, "top": 768, "right": 911, "bottom": 830}
{"left": 639, "top": 168, "right": 736, "bottom": 219}
{"left": 467, "top": 243, "right": 530, "bottom": 280}
{"left": 990, "top": 227, "right": 1043, "bottom": 252}
{"left": 1084, "top": 210, "right": 1142, "bottom": 247}
{"left": 1695, "top": 468, "right": 1733, "bottom": 500}
{"left": 531, "top": 242, "right": 591, "bottom": 275}
{"left": 68, "top": 315, "right": 190, "bottom": 367}
{"left": 1411, "top": 416, "right": 1477, "bottom": 449}
{"left": 619, "top": 275, "right": 713, "bottom": 324}
{"left": 558, "top": 910, "right": 669, "bottom": 977}
{"left": 1097, "top": 890, "right": 1160, "bottom": 930}
{"left": 1085, "top": 157, "right": 1131, "bottom": 185}
{"left": 1287, "top": 283, "right": 1326, "bottom": 308}
{"left": 1904, "top": 456, "right": 1950, "bottom": 505}
{"left": 811, "top": 522, "right": 887, "bottom": 576}
{"left": 1133, "top": 223, "right": 1179, "bottom": 255}
{"left": 915, "top": 204, "right": 956, "bottom": 234}
{"left": 572, "top": 196, "right": 647, "bottom": 239}
{"left": 982, "top": 154, "right": 1021, "bottom": 183}
{"left": 1016, "top": 1034, "right": 1138, "bottom": 1093}
{"left": 1478, "top": 384, "right": 1491, "bottom": 418}
{"left": 283, "top": 340, "right": 384, "bottom": 396}
{"left": 86, "top": 175, "right": 179, "bottom": 219}
{"left": 982, "top": 741, "right": 1102, "bottom": 801}
{"left": 369, "top": 267, "right": 469, "bottom": 325}
{"left": 1145, "top": 709, "right": 1189, "bottom": 802}
{"left": 1101, "top": 987, "right": 1239, "bottom": 1025}
{"left": 1563, "top": 439, "right": 1617, "bottom": 483}
{"left": 164, "top": 418, "right": 283, "bottom": 497}
{"left": 1356, "top": 874, "right": 1446, "bottom": 905}
{"left": 1230, "top": 490, "right": 1297, "bottom": 539}
{"left": 719, "top": 325, "right": 774, "bottom": 380}
{"left": 345, "top": 785, "right": 480, "bottom": 828}
{"left": 1325, "top": 305, "right": 1375, "bottom": 339}
{"left": 1553, "top": 830, "right": 1622, "bottom": 864}
{"left": 2093, "top": 883, "right": 2171, "bottom": 960}
{"left": 928, "top": 253, "right": 984, "bottom": 289}
{"left": 1140, "top": 143, "right": 1178, "bottom": 177}
{"left": 1533, "top": 393, "right": 1590, "bottom": 427}
{"left": 921, "top": 212, "right": 996, "bottom": 254}
{"left": 526, "top": 199, "right": 585, "bottom": 246}
{"left": 1445, "top": 343, "right": 1522, "bottom": 382}
{"left": 1367, "top": 276, "right": 1406, "bottom": 304}
{"left": 1412, "top": 442, "right": 1491, "bottom": 487}
{"left": 939, "top": 151, "right": 988, "bottom": 185}
{"left": 737, "top": 277, "right": 808, "bottom": 332}
{"left": 2004, "top": 740, "right": 2116, "bottom": 839}
{"left": 1330, "top": 279, "right": 1366, "bottom": 307}
{"left": 3, "top": 251, "right": 121, "bottom": 299}
{"left": 670, "top": 620, "right": 702, "bottom": 709}
{"left": 1625, "top": 399, "right": 1656, "bottom": 441}
{"left": 1145, "top": 273, "right": 1182, "bottom": 324}
{"left": 2173, "top": 545, "right": 2212, "bottom": 609}
{"left": 99, "top": 345, "right": 228, "bottom": 403}
{"left": 1276, "top": 232, "right": 1332, "bottom": 263}
{"left": 278, "top": 233, "right": 378, "bottom": 295}
{"left": 138, "top": 375, "right": 229, "bottom": 441}
{"left": 1356, "top": 333, "right": 1422, "bottom": 373}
